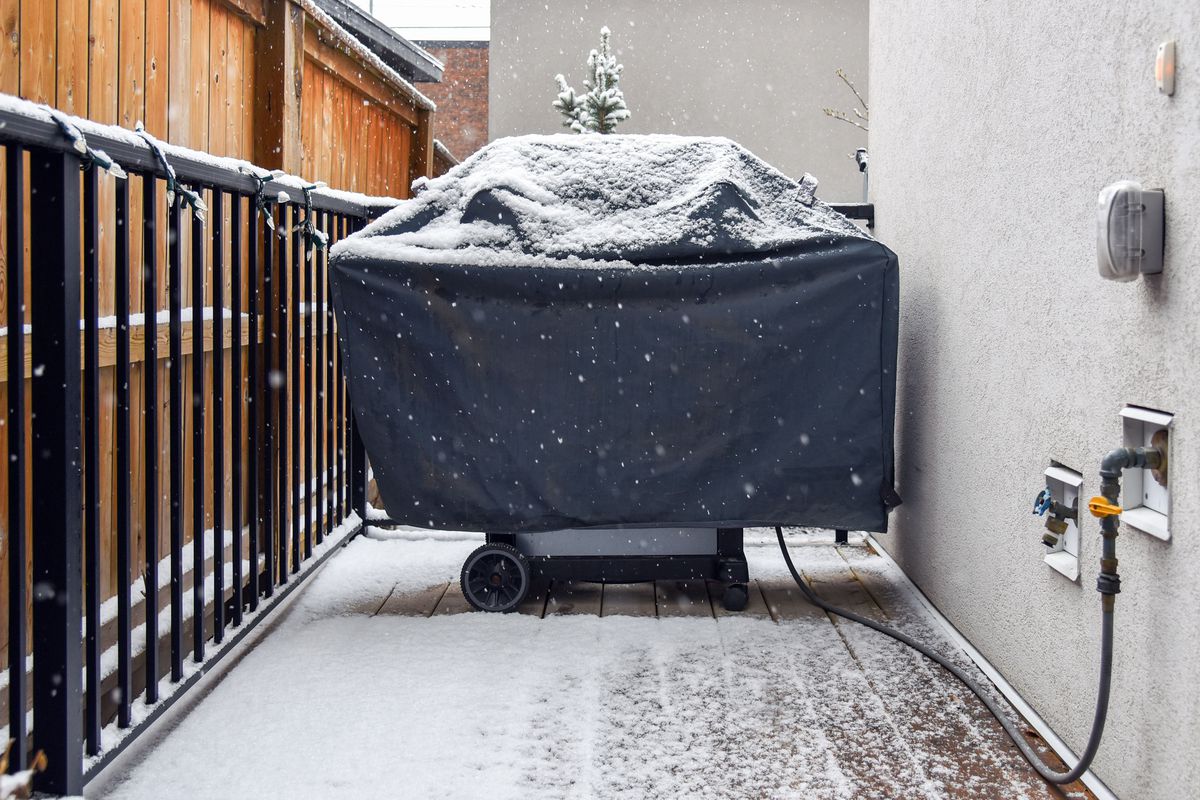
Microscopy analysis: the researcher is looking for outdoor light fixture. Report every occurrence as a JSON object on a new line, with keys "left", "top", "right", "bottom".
{"left": 1156, "top": 40, "right": 1176, "bottom": 96}
{"left": 1096, "top": 180, "right": 1164, "bottom": 282}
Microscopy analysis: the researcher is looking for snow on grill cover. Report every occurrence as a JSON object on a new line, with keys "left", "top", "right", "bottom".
{"left": 329, "top": 134, "right": 900, "bottom": 533}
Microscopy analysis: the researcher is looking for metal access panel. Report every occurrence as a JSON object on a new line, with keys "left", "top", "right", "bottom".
{"left": 514, "top": 527, "right": 718, "bottom": 558}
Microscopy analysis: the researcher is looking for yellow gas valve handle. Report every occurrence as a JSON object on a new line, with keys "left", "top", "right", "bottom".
{"left": 1087, "top": 496, "right": 1123, "bottom": 518}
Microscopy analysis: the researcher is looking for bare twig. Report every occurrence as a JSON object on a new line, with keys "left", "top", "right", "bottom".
{"left": 821, "top": 107, "right": 869, "bottom": 132}
{"left": 822, "top": 68, "right": 870, "bottom": 132}
{"left": 836, "top": 68, "right": 868, "bottom": 113}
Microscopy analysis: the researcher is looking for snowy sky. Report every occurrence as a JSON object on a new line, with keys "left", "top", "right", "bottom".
{"left": 348, "top": 0, "right": 490, "bottom": 41}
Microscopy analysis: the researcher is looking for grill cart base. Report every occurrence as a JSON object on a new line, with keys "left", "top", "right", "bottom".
{"left": 461, "top": 528, "right": 750, "bottom": 613}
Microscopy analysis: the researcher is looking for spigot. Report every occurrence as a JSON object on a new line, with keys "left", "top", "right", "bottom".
{"left": 1034, "top": 486, "right": 1077, "bottom": 547}
{"left": 1033, "top": 488, "right": 1054, "bottom": 516}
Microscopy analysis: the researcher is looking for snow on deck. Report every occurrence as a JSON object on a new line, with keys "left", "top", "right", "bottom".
{"left": 92, "top": 531, "right": 1088, "bottom": 800}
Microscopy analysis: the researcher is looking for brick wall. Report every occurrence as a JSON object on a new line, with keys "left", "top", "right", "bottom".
{"left": 417, "top": 42, "right": 489, "bottom": 162}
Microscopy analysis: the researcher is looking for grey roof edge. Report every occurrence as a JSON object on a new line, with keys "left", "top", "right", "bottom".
{"left": 412, "top": 40, "right": 490, "bottom": 50}
{"left": 311, "top": 0, "right": 445, "bottom": 83}
{"left": 433, "top": 139, "right": 460, "bottom": 166}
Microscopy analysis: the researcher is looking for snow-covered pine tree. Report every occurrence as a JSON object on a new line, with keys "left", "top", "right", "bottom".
{"left": 550, "top": 26, "right": 630, "bottom": 134}
{"left": 582, "top": 27, "right": 630, "bottom": 134}
{"left": 553, "top": 74, "right": 588, "bottom": 132}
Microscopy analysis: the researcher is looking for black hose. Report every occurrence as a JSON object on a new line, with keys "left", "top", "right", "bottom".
{"left": 774, "top": 526, "right": 1113, "bottom": 785}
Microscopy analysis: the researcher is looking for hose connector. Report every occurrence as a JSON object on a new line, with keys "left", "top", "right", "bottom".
{"left": 1100, "top": 446, "right": 1163, "bottom": 480}
{"left": 1096, "top": 571, "right": 1121, "bottom": 596}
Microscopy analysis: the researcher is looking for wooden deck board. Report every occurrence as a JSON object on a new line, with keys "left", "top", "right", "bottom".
{"left": 654, "top": 579, "right": 714, "bottom": 618}
{"left": 710, "top": 580, "right": 772, "bottom": 619}
{"left": 599, "top": 582, "right": 657, "bottom": 617}
{"left": 431, "top": 580, "right": 475, "bottom": 616}
{"left": 516, "top": 577, "right": 551, "bottom": 617}
{"left": 545, "top": 580, "right": 603, "bottom": 616}
{"left": 376, "top": 582, "right": 448, "bottom": 617}
{"left": 343, "top": 544, "right": 1091, "bottom": 800}
{"left": 834, "top": 549, "right": 1091, "bottom": 799}
{"left": 757, "top": 579, "right": 827, "bottom": 622}
{"left": 809, "top": 555, "right": 1063, "bottom": 800}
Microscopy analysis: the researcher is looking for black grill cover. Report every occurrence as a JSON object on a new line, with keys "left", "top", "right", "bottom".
{"left": 329, "top": 135, "right": 899, "bottom": 533}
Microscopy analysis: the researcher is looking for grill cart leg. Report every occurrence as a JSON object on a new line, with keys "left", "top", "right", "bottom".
{"left": 835, "top": 528, "right": 849, "bottom": 545}
{"left": 717, "top": 527, "right": 749, "bottom": 612}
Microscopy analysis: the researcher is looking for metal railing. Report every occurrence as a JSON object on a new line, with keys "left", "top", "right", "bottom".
{"left": 0, "top": 98, "right": 388, "bottom": 793}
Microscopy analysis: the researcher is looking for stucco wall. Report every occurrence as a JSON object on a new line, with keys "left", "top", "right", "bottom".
{"left": 490, "top": 0, "right": 869, "bottom": 202}
{"left": 870, "top": 3, "right": 1199, "bottom": 798}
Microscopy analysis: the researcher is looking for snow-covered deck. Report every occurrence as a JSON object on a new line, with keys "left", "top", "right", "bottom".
{"left": 92, "top": 529, "right": 1090, "bottom": 799}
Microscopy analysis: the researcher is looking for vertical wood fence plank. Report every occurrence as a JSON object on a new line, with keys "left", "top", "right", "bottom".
{"left": 0, "top": 0, "right": 19, "bottom": 96}
{"left": 19, "top": 0, "right": 55, "bottom": 104}
{"left": 119, "top": 0, "right": 146, "bottom": 128}
{"left": 169, "top": 0, "right": 194, "bottom": 143}
{"left": 56, "top": 0, "right": 89, "bottom": 114}
{"left": 146, "top": 0, "right": 169, "bottom": 136}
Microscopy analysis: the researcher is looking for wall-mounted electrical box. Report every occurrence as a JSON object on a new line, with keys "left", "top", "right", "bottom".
{"left": 1096, "top": 180, "right": 1164, "bottom": 281}
{"left": 1043, "top": 464, "right": 1083, "bottom": 581}
{"left": 1120, "top": 405, "right": 1173, "bottom": 540}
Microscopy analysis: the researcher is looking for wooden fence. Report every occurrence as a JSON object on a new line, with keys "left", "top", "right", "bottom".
{"left": 0, "top": 98, "right": 392, "bottom": 794}
{"left": 0, "top": 0, "right": 434, "bottom": 193}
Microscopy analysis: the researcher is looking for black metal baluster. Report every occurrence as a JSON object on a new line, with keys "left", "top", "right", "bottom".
{"left": 303, "top": 213, "right": 313, "bottom": 559}
{"left": 82, "top": 167, "right": 101, "bottom": 757}
{"left": 314, "top": 209, "right": 325, "bottom": 545}
{"left": 325, "top": 210, "right": 335, "bottom": 537}
{"left": 5, "top": 146, "right": 28, "bottom": 771}
{"left": 290, "top": 213, "right": 301, "bottom": 572}
{"left": 143, "top": 177, "right": 160, "bottom": 702}
{"left": 169, "top": 193, "right": 184, "bottom": 682}
{"left": 29, "top": 148, "right": 85, "bottom": 796}
{"left": 249, "top": 199, "right": 263, "bottom": 606}
{"left": 192, "top": 192, "right": 206, "bottom": 664}
{"left": 230, "top": 194, "right": 244, "bottom": 626}
{"left": 114, "top": 176, "right": 133, "bottom": 728}
{"left": 262, "top": 205, "right": 276, "bottom": 597}
{"left": 335, "top": 215, "right": 345, "bottom": 521}
{"left": 212, "top": 190, "right": 225, "bottom": 643}
{"left": 276, "top": 208, "right": 288, "bottom": 587}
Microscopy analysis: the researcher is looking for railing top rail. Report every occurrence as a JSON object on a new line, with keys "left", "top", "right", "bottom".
{"left": 0, "top": 93, "right": 400, "bottom": 219}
